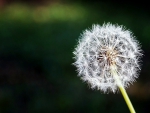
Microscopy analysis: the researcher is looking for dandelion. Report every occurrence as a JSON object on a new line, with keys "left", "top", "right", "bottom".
{"left": 73, "top": 23, "right": 142, "bottom": 113}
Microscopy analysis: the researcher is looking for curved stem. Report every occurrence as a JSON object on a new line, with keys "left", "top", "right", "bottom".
{"left": 110, "top": 65, "right": 136, "bottom": 113}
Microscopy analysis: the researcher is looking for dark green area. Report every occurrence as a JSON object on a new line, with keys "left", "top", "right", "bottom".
{"left": 0, "top": 2, "right": 150, "bottom": 113}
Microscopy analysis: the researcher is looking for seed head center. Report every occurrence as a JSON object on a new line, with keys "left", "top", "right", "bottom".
{"left": 106, "top": 49, "right": 118, "bottom": 65}
{"left": 98, "top": 47, "right": 118, "bottom": 65}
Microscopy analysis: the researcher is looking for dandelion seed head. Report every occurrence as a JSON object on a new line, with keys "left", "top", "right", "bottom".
{"left": 73, "top": 23, "right": 142, "bottom": 93}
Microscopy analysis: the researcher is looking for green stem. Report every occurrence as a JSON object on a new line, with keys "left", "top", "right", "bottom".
{"left": 111, "top": 65, "right": 136, "bottom": 113}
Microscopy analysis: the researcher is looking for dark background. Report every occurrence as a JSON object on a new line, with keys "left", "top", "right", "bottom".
{"left": 0, "top": 0, "right": 150, "bottom": 113}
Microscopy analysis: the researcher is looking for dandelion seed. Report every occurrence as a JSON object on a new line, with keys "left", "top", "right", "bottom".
{"left": 73, "top": 23, "right": 143, "bottom": 113}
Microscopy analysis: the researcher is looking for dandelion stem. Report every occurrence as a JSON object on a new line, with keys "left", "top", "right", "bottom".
{"left": 119, "top": 84, "right": 136, "bottom": 113}
{"left": 111, "top": 65, "right": 136, "bottom": 113}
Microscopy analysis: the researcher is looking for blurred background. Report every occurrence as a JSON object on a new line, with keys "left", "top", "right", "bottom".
{"left": 0, "top": 0, "right": 150, "bottom": 113}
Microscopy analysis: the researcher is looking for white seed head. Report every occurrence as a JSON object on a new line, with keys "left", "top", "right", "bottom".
{"left": 73, "top": 23, "right": 142, "bottom": 93}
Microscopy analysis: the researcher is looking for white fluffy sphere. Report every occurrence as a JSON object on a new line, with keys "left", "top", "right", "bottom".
{"left": 73, "top": 23, "right": 142, "bottom": 93}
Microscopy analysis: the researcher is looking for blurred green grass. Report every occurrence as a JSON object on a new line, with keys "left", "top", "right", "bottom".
{"left": 1, "top": 2, "right": 150, "bottom": 46}
{"left": 0, "top": 2, "right": 150, "bottom": 113}
{"left": 0, "top": 3, "right": 88, "bottom": 22}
